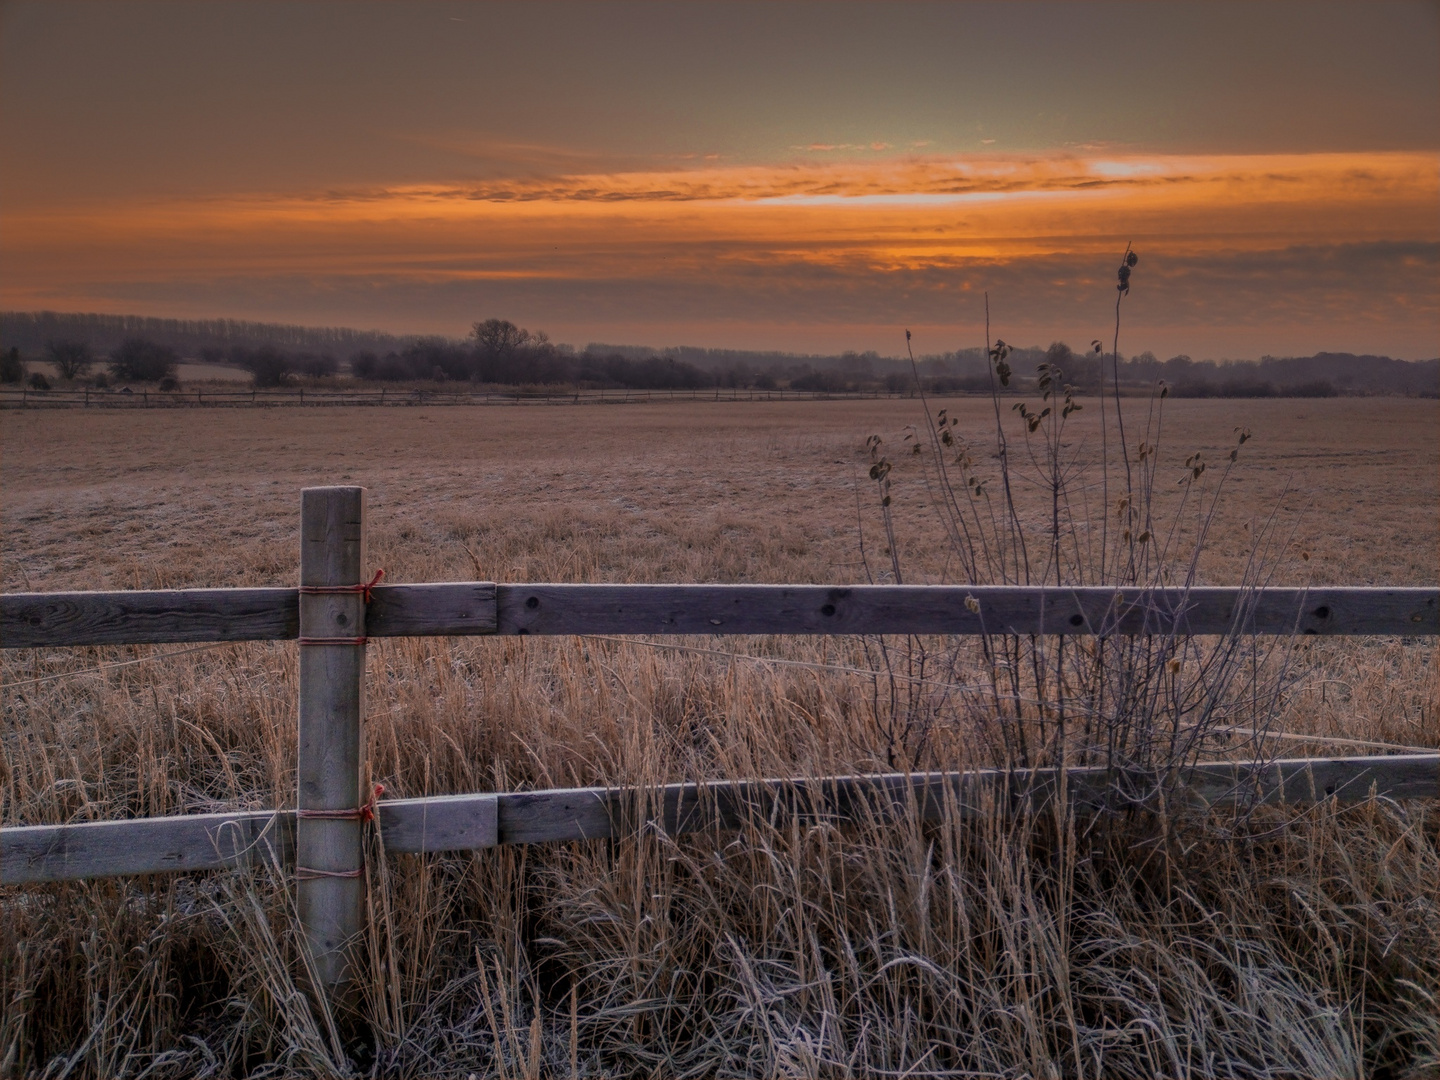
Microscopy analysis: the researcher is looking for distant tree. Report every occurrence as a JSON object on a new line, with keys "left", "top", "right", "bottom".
{"left": 1043, "top": 341, "right": 1077, "bottom": 386}
{"left": 403, "top": 339, "right": 472, "bottom": 380}
{"left": 295, "top": 352, "right": 339, "bottom": 378}
{"left": 472, "top": 318, "right": 530, "bottom": 356}
{"left": 47, "top": 340, "right": 93, "bottom": 380}
{"left": 885, "top": 372, "right": 914, "bottom": 394}
{"left": 109, "top": 337, "right": 178, "bottom": 382}
{"left": 472, "top": 319, "right": 537, "bottom": 383}
{"left": 349, "top": 351, "right": 379, "bottom": 379}
{"left": 374, "top": 353, "right": 413, "bottom": 381}
{"left": 790, "top": 369, "right": 851, "bottom": 393}
{"left": 234, "top": 346, "right": 294, "bottom": 387}
{"left": 0, "top": 347, "right": 22, "bottom": 383}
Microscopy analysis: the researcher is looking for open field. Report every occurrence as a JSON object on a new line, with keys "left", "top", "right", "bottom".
{"left": 3, "top": 396, "right": 1438, "bottom": 1077}
{"left": 19, "top": 361, "right": 253, "bottom": 384}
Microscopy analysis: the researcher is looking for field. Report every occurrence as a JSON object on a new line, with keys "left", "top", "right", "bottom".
{"left": 3, "top": 396, "right": 1438, "bottom": 1078}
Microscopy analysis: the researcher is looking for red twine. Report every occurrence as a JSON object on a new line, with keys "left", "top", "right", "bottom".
{"left": 295, "top": 866, "right": 363, "bottom": 880}
{"left": 295, "top": 783, "right": 386, "bottom": 881}
{"left": 298, "top": 570, "right": 385, "bottom": 646}
{"left": 299, "top": 568, "right": 386, "bottom": 604}
{"left": 296, "top": 783, "right": 385, "bottom": 824}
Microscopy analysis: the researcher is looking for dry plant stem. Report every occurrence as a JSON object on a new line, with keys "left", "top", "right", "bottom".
{"left": 1111, "top": 244, "right": 1137, "bottom": 580}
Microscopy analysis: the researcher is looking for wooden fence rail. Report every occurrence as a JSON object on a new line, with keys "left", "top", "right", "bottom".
{"left": 6, "top": 754, "right": 1438, "bottom": 886}
{"left": 0, "top": 387, "right": 909, "bottom": 410}
{"left": 5, "top": 584, "right": 1435, "bottom": 648}
{"left": 3, "top": 486, "right": 1437, "bottom": 1000}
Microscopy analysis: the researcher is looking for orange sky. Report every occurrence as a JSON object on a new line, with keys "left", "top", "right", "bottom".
{"left": 2, "top": 2, "right": 1437, "bottom": 358}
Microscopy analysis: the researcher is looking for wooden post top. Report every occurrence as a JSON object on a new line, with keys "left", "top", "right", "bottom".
{"left": 300, "top": 487, "right": 366, "bottom": 587}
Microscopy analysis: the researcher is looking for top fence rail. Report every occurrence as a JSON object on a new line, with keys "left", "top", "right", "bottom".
{"left": 0, "top": 386, "right": 909, "bottom": 409}
{"left": 4, "top": 583, "right": 1436, "bottom": 649}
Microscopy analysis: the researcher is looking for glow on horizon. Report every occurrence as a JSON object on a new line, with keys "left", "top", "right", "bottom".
{"left": 2, "top": 150, "right": 1436, "bottom": 358}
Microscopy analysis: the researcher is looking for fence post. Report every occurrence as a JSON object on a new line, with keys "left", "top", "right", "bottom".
{"left": 297, "top": 486, "right": 368, "bottom": 998}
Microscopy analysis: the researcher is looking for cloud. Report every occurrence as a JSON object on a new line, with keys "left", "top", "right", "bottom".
{"left": 2, "top": 151, "right": 1434, "bottom": 358}
{"left": 794, "top": 141, "right": 896, "bottom": 154}
{"left": 91, "top": 149, "right": 1418, "bottom": 209}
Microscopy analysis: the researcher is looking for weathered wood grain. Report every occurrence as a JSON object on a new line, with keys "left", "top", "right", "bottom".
{"left": 496, "top": 585, "right": 1439, "bottom": 638}
{"left": 2, "top": 794, "right": 495, "bottom": 883}
{"left": 5, "top": 755, "right": 1434, "bottom": 883}
{"left": 367, "top": 583, "right": 498, "bottom": 637}
{"left": 296, "top": 486, "right": 367, "bottom": 993}
{"left": 0, "top": 583, "right": 499, "bottom": 648}
{"left": 493, "top": 753, "right": 1440, "bottom": 845}
{"left": 1, "top": 809, "right": 295, "bottom": 884}
{"left": 380, "top": 793, "right": 499, "bottom": 853}
{"left": 1, "top": 588, "right": 297, "bottom": 648}
{"left": 6, "top": 585, "right": 1432, "bottom": 648}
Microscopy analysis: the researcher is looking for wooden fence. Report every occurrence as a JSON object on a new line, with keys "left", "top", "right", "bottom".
{"left": 0, "top": 386, "right": 907, "bottom": 410}
{"left": 4, "top": 487, "right": 1437, "bottom": 997}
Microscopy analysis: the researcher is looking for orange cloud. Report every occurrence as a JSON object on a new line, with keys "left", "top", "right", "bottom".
{"left": 2, "top": 152, "right": 1435, "bottom": 357}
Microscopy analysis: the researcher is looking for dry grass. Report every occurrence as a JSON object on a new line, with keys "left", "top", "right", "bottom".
{"left": 2, "top": 397, "right": 1437, "bottom": 1078}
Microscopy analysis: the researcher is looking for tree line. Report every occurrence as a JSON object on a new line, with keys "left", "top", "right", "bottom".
{"left": 1, "top": 338, "right": 184, "bottom": 390}
{"left": 3, "top": 315, "right": 1435, "bottom": 397}
{"left": 0, "top": 310, "right": 418, "bottom": 358}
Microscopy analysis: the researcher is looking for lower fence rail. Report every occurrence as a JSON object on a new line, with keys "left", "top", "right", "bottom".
{"left": 5, "top": 752, "right": 1436, "bottom": 885}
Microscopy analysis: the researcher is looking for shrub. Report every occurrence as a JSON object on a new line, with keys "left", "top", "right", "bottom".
{"left": 27, "top": 371, "right": 50, "bottom": 390}
{"left": 109, "top": 337, "right": 178, "bottom": 382}
{"left": 885, "top": 372, "right": 914, "bottom": 393}
{"left": 349, "top": 351, "right": 378, "bottom": 379}
{"left": 234, "top": 346, "right": 294, "bottom": 387}
{"left": 790, "top": 369, "right": 851, "bottom": 392}
{"left": 1219, "top": 378, "right": 1277, "bottom": 398}
{"left": 295, "top": 353, "right": 339, "bottom": 378}
{"left": 0, "top": 347, "right": 22, "bottom": 383}
{"left": 403, "top": 340, "right": 472, "bottom": 381}
{"left": 866, "top": 246, "right": 1296, "bottom": 792}
{"left": 373, "top": 353, "right": 414, "bottom": 382}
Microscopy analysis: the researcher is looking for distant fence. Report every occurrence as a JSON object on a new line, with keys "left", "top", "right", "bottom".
{"left": 0, "top": 386, "right": 908, "bottom": 409}
{"left": 4, "top": 487, "right": 1437, "bottom": 999}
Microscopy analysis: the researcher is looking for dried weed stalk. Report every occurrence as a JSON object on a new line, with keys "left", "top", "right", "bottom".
{"left": 860, "top": 249, "right": 1302, "bottom": 811}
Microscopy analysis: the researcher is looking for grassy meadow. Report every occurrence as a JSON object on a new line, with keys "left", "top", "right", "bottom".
{"left": 2, "top": 395, "right": 1437, "bottom": 1078}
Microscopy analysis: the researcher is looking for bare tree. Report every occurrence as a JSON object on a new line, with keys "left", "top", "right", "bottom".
{"left": 471, "top": 318, "right": 530, "bottom": 356}
{"left": 47, "top": 340, "right": 93, "bottom": 380}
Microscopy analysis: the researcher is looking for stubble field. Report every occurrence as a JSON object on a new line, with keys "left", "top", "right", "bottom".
{"left": 2, "top": 395, "right": 1437, "bottom": 1078}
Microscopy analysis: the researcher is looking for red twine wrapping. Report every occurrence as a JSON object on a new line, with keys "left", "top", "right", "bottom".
{"left": 299, "top": 568, "right": 386, "bottom": 604}
{"left": 297, "top": 783, "right": 385, "bottom": 823}
{"left": 295, "top": 783, "right": 386, "bottom": 881}
{"left": 295, "top": 866, "right": 362, "bottom": 880}
{"left": 298, "top": 569, "right": 385, "bottom": 645}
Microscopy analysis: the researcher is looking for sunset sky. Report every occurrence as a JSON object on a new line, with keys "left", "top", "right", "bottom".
{"left": 2, "top": 1, "right": 1436, "bottom": 359}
